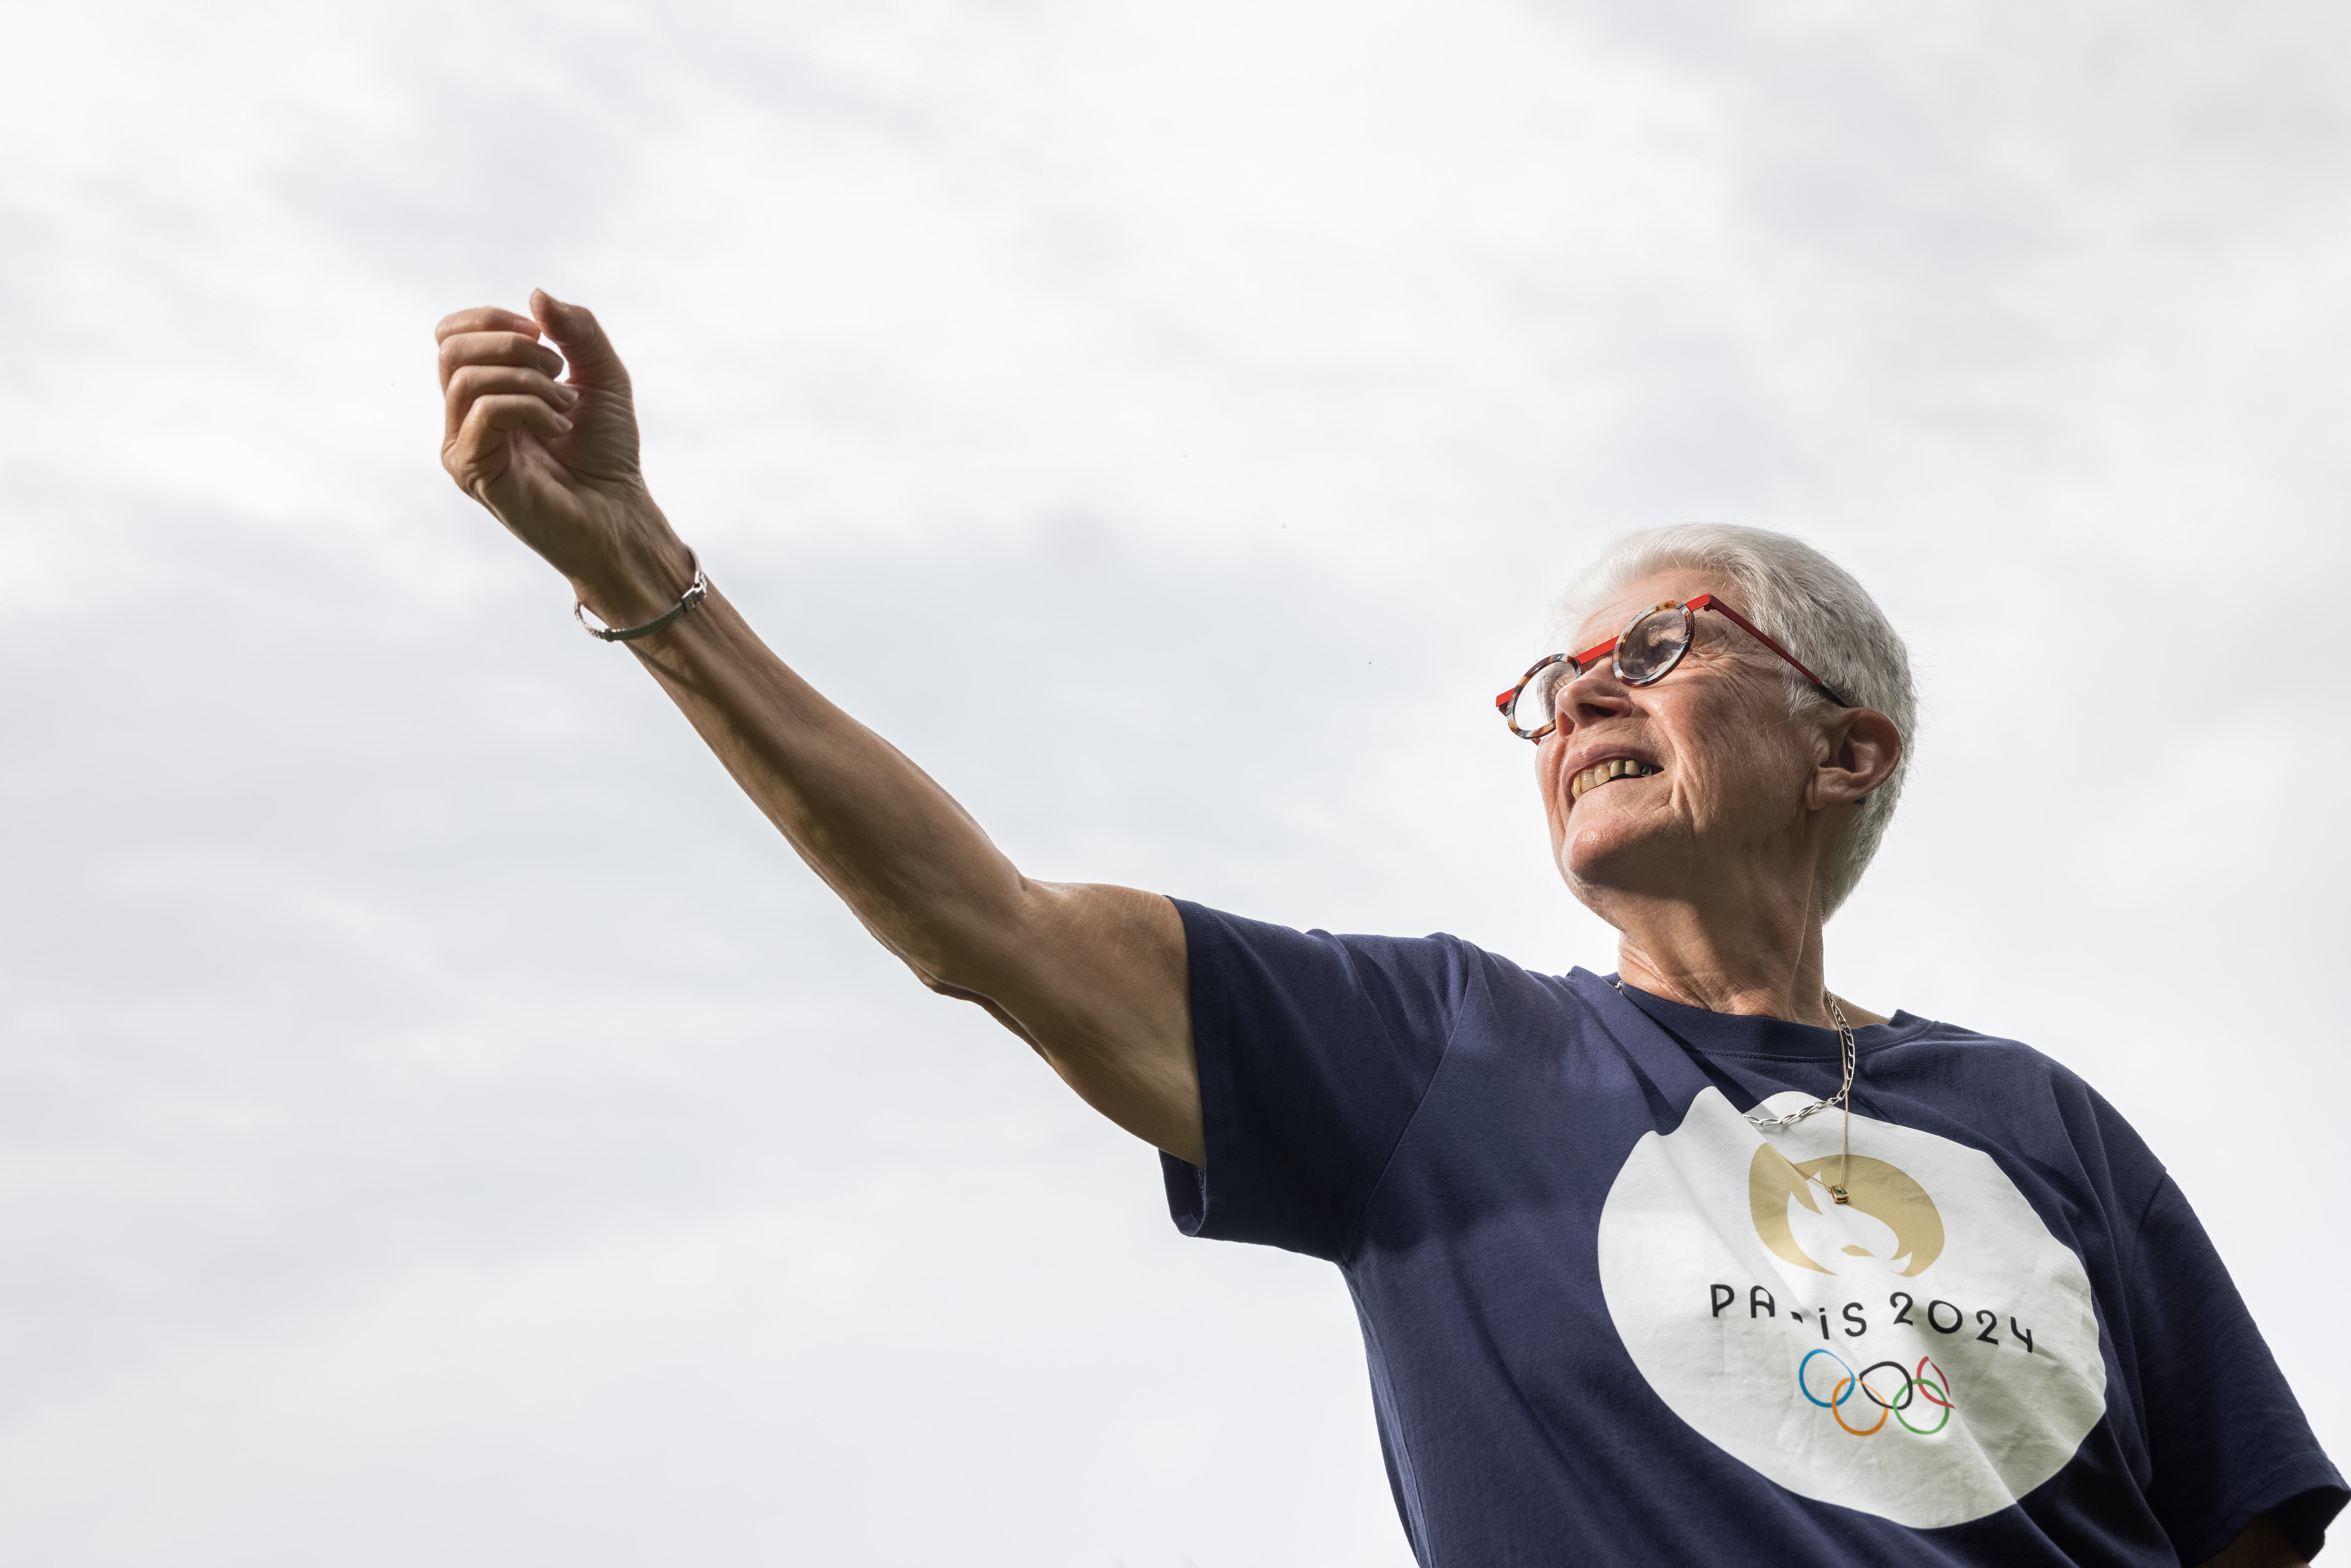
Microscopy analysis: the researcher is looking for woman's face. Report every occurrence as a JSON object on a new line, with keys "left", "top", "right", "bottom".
{"left": 1535, "top": 568, "right": 1832, "bottom": 912}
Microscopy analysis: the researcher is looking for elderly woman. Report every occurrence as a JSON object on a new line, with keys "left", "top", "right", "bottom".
{"left": 437, "top": 294, "right": 2340, "bottom": 1567}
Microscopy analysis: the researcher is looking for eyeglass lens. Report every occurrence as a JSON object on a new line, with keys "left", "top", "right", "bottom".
{"left": 1614, "top": 605, "right": 1693, "bottom": 685}
{"left": 1507, "top": 662, "right": 1574, "bottom": 735}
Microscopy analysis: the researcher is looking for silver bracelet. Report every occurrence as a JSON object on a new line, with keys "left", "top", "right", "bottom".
{"left": 574, "top": 550, "right": 709, "bottom": 643}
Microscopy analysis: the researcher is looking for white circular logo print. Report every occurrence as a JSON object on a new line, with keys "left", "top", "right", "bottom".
{"left": 1596, "top": 1088, "right": 2107, "bottom": 1527}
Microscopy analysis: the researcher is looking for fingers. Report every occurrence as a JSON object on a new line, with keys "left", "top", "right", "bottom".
{"left": 442, "top": 393, "right": 575, "bottom": 497}
{"left": 434, "top": 304, "right": 540, "bottom": 344}
{"left": 442, "top": 362, "right": 580, "bottom": 440}
{"left": 432, "top": 294, "right": 637, "bottom": 512}
{"left": 529, "top": 290, "right": 629, "bottom": 386}
{"left": 437, "top": 326, "right": 566, "bottom": 393}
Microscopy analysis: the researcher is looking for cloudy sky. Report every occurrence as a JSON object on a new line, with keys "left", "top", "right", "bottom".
{"left": 3, "top": 1, "right": 2347, "bottom": 1563}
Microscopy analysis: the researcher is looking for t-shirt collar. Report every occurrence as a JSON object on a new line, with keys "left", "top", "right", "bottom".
{"left": 1604, "top": 973, "right": 1933, "bottom": 1061}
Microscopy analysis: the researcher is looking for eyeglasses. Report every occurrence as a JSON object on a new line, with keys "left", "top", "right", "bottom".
{"left": 1496, "top": 593, "right": 1852, "bottom": 741}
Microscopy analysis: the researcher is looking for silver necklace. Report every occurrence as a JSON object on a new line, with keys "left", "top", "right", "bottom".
{"left": 1616, "top": 980, "right": 1859, "bottom": 1204}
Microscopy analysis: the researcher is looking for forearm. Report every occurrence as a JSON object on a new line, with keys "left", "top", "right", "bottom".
{"left": 602, "top": 566, "right": 1032, "bottom": 991}
{"left": 607, "top": 560, "right": 1200, "bottom": 1154}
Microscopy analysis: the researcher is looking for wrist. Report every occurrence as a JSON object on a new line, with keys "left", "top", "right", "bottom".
{"left": 570, "top": 514, "right": 697, "bottom": 630}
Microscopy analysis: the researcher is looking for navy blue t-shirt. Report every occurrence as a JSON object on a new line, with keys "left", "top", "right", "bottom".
{"left": 1160, "top": 901, "right": 2345, "bottom": 1566}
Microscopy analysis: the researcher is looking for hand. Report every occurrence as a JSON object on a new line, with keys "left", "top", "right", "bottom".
{"left": 436, "top": 291, "right": 692, "bottom": 624}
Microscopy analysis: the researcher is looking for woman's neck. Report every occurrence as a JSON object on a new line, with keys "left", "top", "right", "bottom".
{"left": 1607, "top": 881, "right": 1884, "bottom": 1027}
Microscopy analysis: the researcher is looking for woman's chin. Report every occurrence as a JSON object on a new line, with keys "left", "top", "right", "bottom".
{"left": 1558, "top": 813, "right": 1680, "bottom": 898}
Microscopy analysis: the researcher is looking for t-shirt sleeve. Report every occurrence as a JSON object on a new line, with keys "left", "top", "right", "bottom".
{"left": 2124, "top": 1174, "right": 2347, "bottom": 1563}
{"left": 1160, "top": 899, "right": 1466, "bottom": 1262}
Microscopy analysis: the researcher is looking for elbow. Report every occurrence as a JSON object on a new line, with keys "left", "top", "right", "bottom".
{"left": 908, "top": 964, "right": 1044, "bottom": 1051}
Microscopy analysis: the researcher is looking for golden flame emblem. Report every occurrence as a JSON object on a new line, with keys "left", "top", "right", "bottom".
{"left": 1748, "top": 1145, "right": 1945, "bottom": 1278}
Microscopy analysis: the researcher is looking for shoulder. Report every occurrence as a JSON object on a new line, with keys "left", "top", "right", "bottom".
{"left": 1878, "top": 1015, "right": 2101, "bottom": 1096}
{"left": 1878, "top": 1013, "right": 2169, "bottom": 1219}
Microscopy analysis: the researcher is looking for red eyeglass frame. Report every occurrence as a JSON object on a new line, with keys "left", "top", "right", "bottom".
{"left": 1495, "top": 592, "right": 1853, "bottom": 741}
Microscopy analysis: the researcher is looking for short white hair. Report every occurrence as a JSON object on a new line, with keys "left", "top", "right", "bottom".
{"left": 1549, "top": 523, "right": 1916, "bottom": 918}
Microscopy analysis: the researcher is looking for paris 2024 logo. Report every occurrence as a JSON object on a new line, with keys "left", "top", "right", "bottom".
{"left": 1597, "top": 1088, "right": 2106, "bottom": 1528}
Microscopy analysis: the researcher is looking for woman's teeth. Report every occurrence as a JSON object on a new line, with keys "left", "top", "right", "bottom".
{"left": 1569, "top": 758, "right": 1660, "bottom": 801}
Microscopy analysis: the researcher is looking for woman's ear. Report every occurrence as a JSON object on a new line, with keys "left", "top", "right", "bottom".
{"left": 1814, "top": 707, "right": 1902, "bottom": 808}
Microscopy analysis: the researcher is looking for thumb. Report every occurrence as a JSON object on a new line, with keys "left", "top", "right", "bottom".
{"left": 530, "top": 289, "right": 627, "bottom": 384}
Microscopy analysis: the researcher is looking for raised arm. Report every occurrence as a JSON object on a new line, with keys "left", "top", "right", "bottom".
{"left": 436, "top": 292, "right": 1202, "bottom": 1163}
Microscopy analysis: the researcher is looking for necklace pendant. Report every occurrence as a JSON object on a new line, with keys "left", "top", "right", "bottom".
{"left": 1829, "top": 1186, "right": 1850, "bottom": 1205}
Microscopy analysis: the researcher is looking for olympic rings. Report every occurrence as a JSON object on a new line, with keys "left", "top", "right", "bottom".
{"left": 1795, "top": 1350, "right": 1957, "bottom": 1437}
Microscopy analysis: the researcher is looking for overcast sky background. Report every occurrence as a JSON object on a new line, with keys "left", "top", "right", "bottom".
{"left": 3, "top": 2, "right": 2347, "bottom": 1563}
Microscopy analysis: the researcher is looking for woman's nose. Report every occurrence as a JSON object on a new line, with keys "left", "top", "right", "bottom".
{"left": 1558, "top": 666, "right": 1632, "bottom": 732}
